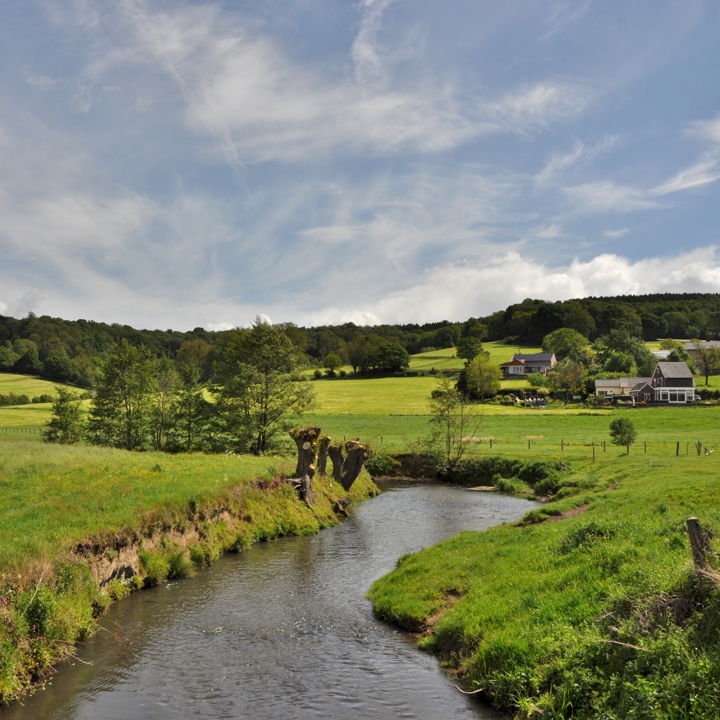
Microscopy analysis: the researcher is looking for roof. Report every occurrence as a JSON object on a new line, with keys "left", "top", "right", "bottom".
{"left": 630, "top": 382, "right": 655, "bottom": 393}
{"left": 685, "top": 341, "right": 720, "bottom": 351}
{"left": 499, "top": 357, "right": 525, "bottom": 367}
{"left": 651, "top": 350, "right": 671, "bottom": 359}
{"left": 655, "top": 362, "right": 694, "bottom": 379}
{"left": 513, "top": 353, "right": 555, "bottom": 363}
{"left": 595, "top": 377, "right": 650, "bottom": 388}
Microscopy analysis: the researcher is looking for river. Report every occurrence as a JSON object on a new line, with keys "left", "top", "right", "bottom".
{"left": 3, "top": 483, "right": 537, "bottom": 720}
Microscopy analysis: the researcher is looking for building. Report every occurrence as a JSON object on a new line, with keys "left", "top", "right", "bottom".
{"left": 499, "top": 353, "right": 556, "bottom": 378}
{"left": 628, "top": 361, "right": 696, "bottom": 404}
{"left": 685, "top": 341, "right": 720, "bottom": 360}
{"left": 594, "top": 377, "right": 651, "bottom": 397}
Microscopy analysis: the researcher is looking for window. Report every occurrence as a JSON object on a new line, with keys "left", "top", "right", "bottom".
{"left": 669, "top": 392, "right": 677, "bottom": 402}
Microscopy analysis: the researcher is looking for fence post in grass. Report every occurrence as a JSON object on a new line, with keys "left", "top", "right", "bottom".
{"left": 561, "top": 439, "right": 564, "bottom": 451}
{"left": 644, "top": 441, "right": 647, "bottom": 454}
{"left": 528, "top": 439, "right": 531, "bottom": 450}
{"left": 592, "top": 442, "right": 596, "bottom": 463}
{"left": 489, "top": 438, "right": 493, "bottom": 450}
{"left": 687, "top": 517, "right": 710, "bottom": 574}
{"left": 603, "top": 440, "right": 606, "bottom": 452}
{"left": 676, "top": 441, "right": 680, "bottom": 456}
{"left": 687, "top": 442, "right": 689, "bottom": 455}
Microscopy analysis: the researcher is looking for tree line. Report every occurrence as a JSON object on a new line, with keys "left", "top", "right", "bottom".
{"left": 5, "top": 292, "right": 720, "bottom": 389}
{"left": 45, "top": 321, "right": 314, "bottom": 455}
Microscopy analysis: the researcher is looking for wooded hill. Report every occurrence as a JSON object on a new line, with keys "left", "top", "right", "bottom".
{"left": 2, "top": 292, "right": 720, "bottom": 387}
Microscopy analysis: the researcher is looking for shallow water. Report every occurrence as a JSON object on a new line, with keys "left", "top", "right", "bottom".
{"left": 4, "top": 483, "right": 537, "bottom": 720}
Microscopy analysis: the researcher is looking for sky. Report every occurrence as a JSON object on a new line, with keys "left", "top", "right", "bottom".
{"left": 1, "top": 0, "right": 720, "bottom": 331}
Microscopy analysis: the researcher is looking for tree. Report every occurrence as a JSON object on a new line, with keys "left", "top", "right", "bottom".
{"left": 689, "top": 340, "right": 720, "bottom": 386}
{"left": 365, "top": 339, "right": 409, "bottom": 373}
{"left": 43, "top": 387, "right": 85, "bottom": 444}
{"left": 13, "top": 347, "right": 43, "bottom": 375}
{"left": 151, "top": 357, "right": 179, "bottom": 451}
{"left": 428, "top": 380, "right": 480, "bottom": 471}
{"left": 456, "top": 337, "right": 483, "bottom": 362}
{"left": 542, "top": 328, "right": 590, "bottom": 360}
{"left": 212, "top": 319, "right": 315, "bottom": 455}
{"left": 547, "top": 359, "right": 586, "bottom": 405}
{"left": 323, "top": 353, "right": 343, "bottom": 376}
{"left": 465, "top": 352, "right": 502, "bottom": 400}
{"left": 346, "top": 336, "right": 370, "bottom": 375}
{"left": 88, "top": 340, "right": 157, "bottom": 450}
{"left": 609, "top": 417, "right": 637, "bottom": 455}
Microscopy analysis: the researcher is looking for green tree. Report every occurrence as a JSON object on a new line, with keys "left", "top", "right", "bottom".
{"left": 541, "top": 328, "right": 590, "bottom": 360}
{"left": 13, "top": 347, "right": 43, "bottom": 375}
{"left": 88, "top": 340, "right": 157, "bottom": 450}
{"left": 428, "top": 380, "right": 480, "bottom": 471}
{"left": 689, "top": 340, "right": 720, "bottom": 386}
{"left": 465, "top": 352, "right": 502, "bottom": 400}
{"left": 609, "top": 417, "right": 638, "bottom": 455}
{"left": 456, "top": 337, "right": 483, "bottom": 362}
{"left": 43, "top": 387, "right": 85, "bottom": 444}
{"left": 547, "top": 359, "right": 586, "bottom": 405}
{"left": 212, "top": 319, "right": 315, "bottom": 455}
{"left": 346, "top": 336, "right": 370, "bottom": 375}
{"left": 323, "top": 353, "right": 343, "bottom": 376}
{"left": 151, "top": 357, "right": 179, "bottom": 451}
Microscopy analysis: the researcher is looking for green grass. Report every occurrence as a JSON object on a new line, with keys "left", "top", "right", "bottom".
{"left": 0, "top": 440, "right": 378, "bottom": 704}
{"left": 368, "top": 441, "right": 720, "bottom": 718}
{"left": 0, "top": 442, "right": 287, "bottom": 569}
{"left": 0, "top": 373, "right": 71, "bottom": 398}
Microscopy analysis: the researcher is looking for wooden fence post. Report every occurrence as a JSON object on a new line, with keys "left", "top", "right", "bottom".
{"left": 676, "top": 441, "right": 680, "bottom": 456}
{"left": 592, "top": 442, "right": 596, "bottom": 463}
{"left": 687, "top": 517, "right": 710, "bottom": 573}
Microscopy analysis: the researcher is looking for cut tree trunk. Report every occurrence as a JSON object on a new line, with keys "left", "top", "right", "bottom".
{"left": 328, "top": 444, "right": 344, "bottom": 482}
{"left": 340, "top": 440, "right": 369, "bottom": 492}
{"left": 289, "top": 426, "right": 321, "bottom": 477}
{"left": 289, "top": 426, "right": 321, "bottom": 506}
{"left": 317, "top": 435, "right": 331, "bottom": 476}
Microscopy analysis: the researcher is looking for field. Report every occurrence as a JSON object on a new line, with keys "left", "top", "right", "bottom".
{"left": 369, "top": 444, "right": 720, "bottom": 718}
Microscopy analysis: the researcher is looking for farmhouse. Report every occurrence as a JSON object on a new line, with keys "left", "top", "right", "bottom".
{"left": 595, "top": 377, "right": 650, "bottom": 397}
{"left": 629, "top": 361, "right": 696, "bottom": 404}
{"left": 499, "top": 352, "right": 556, "bottom": 378}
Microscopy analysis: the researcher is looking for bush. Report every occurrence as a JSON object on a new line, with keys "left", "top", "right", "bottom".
{"left": 365, "top": 445, "right": 398, "bottom": 477}
{"left": 313, "top": 369, "right": 323, "bottom": 379}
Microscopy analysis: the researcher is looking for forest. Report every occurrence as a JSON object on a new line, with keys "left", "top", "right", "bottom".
{"left": 2, "top": 292, "right": 720, "bottom": 388}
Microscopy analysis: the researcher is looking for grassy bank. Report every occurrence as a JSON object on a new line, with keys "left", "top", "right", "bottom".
{"left": 0, "top": 441, "right": 377, "bottom": 704}
{"left": 368, "top": 449, "right": 720, "bottom": 719}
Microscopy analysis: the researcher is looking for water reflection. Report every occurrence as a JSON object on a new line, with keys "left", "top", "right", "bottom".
{"left": 4, "top": 483, "right": 536, "bottom": 720}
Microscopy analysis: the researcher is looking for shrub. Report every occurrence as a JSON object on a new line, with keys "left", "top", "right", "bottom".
{"left": 139, "top": 551, "right": 170, "bottom": 586}
{"left": 167, "top": 551, "right": 195, "bottom": 579}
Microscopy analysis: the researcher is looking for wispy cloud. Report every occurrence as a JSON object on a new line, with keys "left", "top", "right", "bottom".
{"left": 603, "top": 228, "right": 629, "bottom": 238}
{"left": 565, "top": 181, "right": 659, "bottom": 213}
{"left": 535, "top": 135, "right": 618, "bottom": 186}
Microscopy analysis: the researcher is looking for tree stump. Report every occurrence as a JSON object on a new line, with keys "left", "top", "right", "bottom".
{"left": 290, "top": 426, "right": 321, "bottom": 477}
{"left": 340, "top": 440, "right": 369, "bottom": 492}
{"left": 289, "top": 426, "right": 321, "bottom": 506}
{"left": 317, "top": 435, "right": 331, "bottom": 476}
{"left": 328, "top": 444, "right": 345, "bottom": 482}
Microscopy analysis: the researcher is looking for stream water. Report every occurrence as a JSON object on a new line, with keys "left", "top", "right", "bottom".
{"left": 4, "top": 483, "right": 537, "bottom": 720}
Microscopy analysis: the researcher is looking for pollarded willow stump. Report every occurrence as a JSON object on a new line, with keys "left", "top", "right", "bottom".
{"left": 317, "top": 435, "right": 331, "bottom": 477}
{"left": 340, "top": 440, "right": 369, "bottom": 491}
{"left": 327, "top": 440, "right": 370, "bottom": 492}
{"left": 289, "top": 426, "right": 321, "bottom": 506}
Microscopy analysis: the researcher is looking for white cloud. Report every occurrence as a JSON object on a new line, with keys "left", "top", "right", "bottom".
{"left": 105, "top": 2, "right": 588, "bottom": 165}
{"left": 0, "top": 289, "right": 45, "bottom": 319}
{"left": 651, "top": 157, "right": 720, "bottom": 195}
{"left": 535, "top": 135, "right": 618, "bottom": 186}
{"left": 303, "top": 247, "right": 720, "bottom": 325}
{"left": 565, "top": 181, "right": 659, "bottom": 212}
{"left": 603, "top": 228, "right": 629, "bottom": 238}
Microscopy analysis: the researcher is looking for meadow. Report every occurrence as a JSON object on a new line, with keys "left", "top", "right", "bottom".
{"left": 368, "top": 447, "right": 720, "bottom": 718}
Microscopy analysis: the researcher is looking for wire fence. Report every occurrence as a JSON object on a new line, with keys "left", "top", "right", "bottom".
{"left": 0, "top": 427, "right": 40, "bottom": 435}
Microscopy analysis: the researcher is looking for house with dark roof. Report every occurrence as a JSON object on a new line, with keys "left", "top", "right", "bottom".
{"left": 628, "top": 361, "right": 696, "bottom": 404}
{"left": 499, "top": 352, "right": 556, "bottom": 378}
{"left": 685, "top": 341, "right": 720, "bottom": 361}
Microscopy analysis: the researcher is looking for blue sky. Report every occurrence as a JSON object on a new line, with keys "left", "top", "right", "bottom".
{"left": 1, "top": 0, "right": 719, "bottom": 330}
